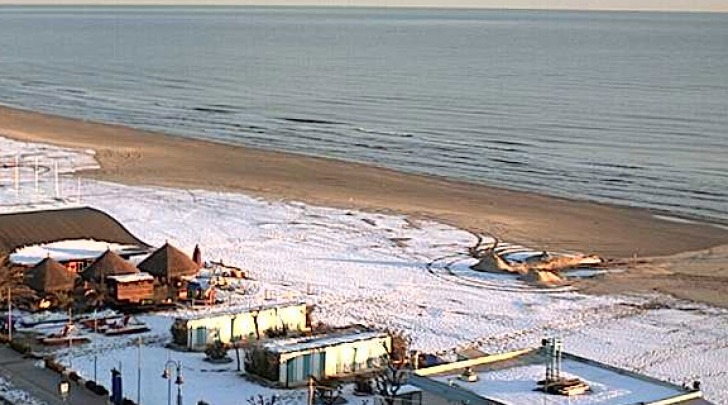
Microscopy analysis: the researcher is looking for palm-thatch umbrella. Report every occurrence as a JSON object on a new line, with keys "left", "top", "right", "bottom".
{"left": 138, "top": 242, "right": 199, "bottom": 282}
{"left": 24, "top": 257, "right": 77, "bottom": 294}
{"left": 80, "top": 249, "right": 138, "bottom": 283}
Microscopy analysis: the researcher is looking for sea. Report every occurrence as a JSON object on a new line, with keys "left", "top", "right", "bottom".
{"left": 0, "top": 7, "right": 726, "bottom": 222}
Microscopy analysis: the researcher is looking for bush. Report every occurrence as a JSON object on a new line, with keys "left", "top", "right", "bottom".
{"left": 69, "top": 371, "right": 80, "bottom": 382}
{"left": 44, "top": 357, "right": 66, "bottom": 374}
{"left": 91, "top": 385, "right": 108, "bottom": 396}
{"left": 9, "top": 340, "right": 31, "bottom": 355}
{"left": 205, "top": 340, "right": 228, "bottom": 360}
{"left": 264, "top": 325, "right": 288, "bottom": 339}
{"left": 121, "top": 398, "right": 137, "bottom": 405}
{"left": 85, "top": 380, "right": 97, "bottom": 390}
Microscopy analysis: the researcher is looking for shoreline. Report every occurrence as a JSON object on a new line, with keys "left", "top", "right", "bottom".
{"left": 2, "top": 104, "right": 728, "bottom": 307}
{"left": 1, "top": 104, "right": 726, "bottom": 260}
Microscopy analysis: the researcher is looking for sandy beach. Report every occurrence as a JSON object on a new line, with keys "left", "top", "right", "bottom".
{"left": 1, "top": 105, "right": 727, "bottom": 306}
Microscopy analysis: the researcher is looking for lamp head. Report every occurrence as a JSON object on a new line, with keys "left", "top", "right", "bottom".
{"left": 175, "top": 374, "right": 184, "bottom": 385}
{"left": 58, "top": 380, "right": 70, "bottom": 396}
{"left": 162, "top": 368, "right": 170, "bottom": 379}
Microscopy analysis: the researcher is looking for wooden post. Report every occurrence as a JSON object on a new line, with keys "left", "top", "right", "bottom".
{"left": 54, "top": 160, "right": 60, "bottom": 199}
{"left": 14, "top": 154, "right": 19, "bottom": 194}
{"left": 34, "top": 156, "right": 39, "bottom": 194}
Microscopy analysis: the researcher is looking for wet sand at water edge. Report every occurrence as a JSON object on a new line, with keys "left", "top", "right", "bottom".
{"left": 1, "top": 105, "right": 727, "bottom": 307}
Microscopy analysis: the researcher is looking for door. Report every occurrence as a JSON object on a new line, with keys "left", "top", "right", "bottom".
{"left": 302, "top": 353, "right": 312, "bottom": 379}
{"left": 318, "top": 352, "right": 326, "bottom": 378}
{"left": 286, "top": 359, "right": 296, "bottom": 387}
{"left": 195, "top": 326, "right": 207, "bottom": 348}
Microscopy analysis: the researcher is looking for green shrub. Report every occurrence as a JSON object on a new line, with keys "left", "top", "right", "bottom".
{"left": 9, "top": 340, "right": 31, "bottom": 355}
{"left": 204, "top": 340, "right": 228, "bottom": 360}
{"left": 44, "top": 357, "right": 66, "bottom": 374}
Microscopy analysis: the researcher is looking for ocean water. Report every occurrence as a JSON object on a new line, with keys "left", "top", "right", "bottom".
{"left": 0, "top": 7, "right": 726, "bottom": 222}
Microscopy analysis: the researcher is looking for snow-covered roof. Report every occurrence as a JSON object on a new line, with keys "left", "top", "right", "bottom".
{"left": 176, "top": 301, "right": 306, "bottom": 321}
{"left": 107, "top": 272, "right": 154, "bottom": 283}
{"left": 427, "top": 352, "right": 690, "bottom": 405}
{"left": 10, "top": 239, "right": 148, "bottom": 266}
{"left": 262, "top": 330, "right": 389, "bottom": 355}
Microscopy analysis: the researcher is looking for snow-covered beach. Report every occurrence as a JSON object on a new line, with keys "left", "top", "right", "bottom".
{"left": 1, "top": 136, "right": 727, "bottom": 404}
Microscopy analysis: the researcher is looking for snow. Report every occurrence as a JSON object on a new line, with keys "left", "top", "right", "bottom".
{"left": 10, "top": 239, "right": 145, "bottom": 266}
{"left": 0, "top": 376, "right": 47, "bottom": 405}
{"left": 2, "top": 136, "right": 728, "bottom": 404}
{"left": 107, "top": 272, "right": 154, "bottom": 283}
{"left": 175, "top": 301, "right": 305, "bottom": 321}
{"left": 262, "top": 330, "right": 388, "bottom": 354}
{"left": 433, "top": 357, "right": 685, "bottom": 405}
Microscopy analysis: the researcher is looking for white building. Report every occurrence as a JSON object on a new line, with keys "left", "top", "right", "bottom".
{"left": 410, "top": 345, "right": 708, "bottom": 405}
{"left": 171, "top": 301, "right": 310, "bottom": 351}
{"left": 246, "top": 329, "right": 391, "bottom": 387}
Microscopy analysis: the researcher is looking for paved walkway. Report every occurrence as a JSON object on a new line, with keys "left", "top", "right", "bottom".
{"left": 0, "top": 346, "right": 107, "bottom": 405}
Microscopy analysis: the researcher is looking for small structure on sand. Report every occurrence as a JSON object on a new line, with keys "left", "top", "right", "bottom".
{"left": 245, "top": 328, "right": 391, "bottom": 387}
{"left": 138, "top": 242, "right": 200, "bottom": 300}
{"left": 24, "top": 257, "right": 78, "bottom": 296}
{"left": 106, "top": 273, "right": 155, "bottom": 305}
{"left": 80, "top": 249, "right": 140, "bottom": 283}
{"left": 80, "top": 250, "right": 155, "bottom": 305}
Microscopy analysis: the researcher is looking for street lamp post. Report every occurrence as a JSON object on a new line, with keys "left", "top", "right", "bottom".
{"left": 58, "top": 374, "right": 70, "bottom": 404}
{"left": 162, "top": 359, "right": 184, "bottom": 405}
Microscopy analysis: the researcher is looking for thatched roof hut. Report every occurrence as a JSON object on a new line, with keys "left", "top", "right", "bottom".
{"left": 24, "top": 257, "right": 77, "bottom": 293}
{"left": 138, "top": 243, "right": 199, "bottom": 280}
{"left": 81, "top": 249, "right": 139, "bottom": 282}
{"left": 0, "top": 207, "right": 149, "bottom": 256}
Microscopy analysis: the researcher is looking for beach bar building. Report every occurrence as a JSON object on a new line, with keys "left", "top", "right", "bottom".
{"left": 171, "top": 302, "right": 310, "bottom": 351}
{"left": 245, "top": 329, "right": 391, "bottom": 387}
{"left": 1, "top": 207, "right": 151, "bottom": 273}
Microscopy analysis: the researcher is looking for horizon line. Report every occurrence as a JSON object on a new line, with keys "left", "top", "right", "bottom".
{"left": 0, "top": 0, "right": 728, "bottom": 14}
{"left": 0, "top": 1, "right": 726, "bottom": 13}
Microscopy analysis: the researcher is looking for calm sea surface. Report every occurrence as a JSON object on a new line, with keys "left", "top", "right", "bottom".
{"left": 0, "top": 7, "right": 726, "bottom": 222}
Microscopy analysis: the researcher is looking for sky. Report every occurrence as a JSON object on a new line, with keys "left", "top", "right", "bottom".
{"left": 0, "top": 0, "right": 726, "bottom": 12}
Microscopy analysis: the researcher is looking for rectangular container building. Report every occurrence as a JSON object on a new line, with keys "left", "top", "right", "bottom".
{"left": 107, "top": 273, "right": 155, "bottom": 304}
{"left": 246, "top": 329, "right": 391, "bottom": 387}
{"left": 171, "top": 301, "right": 310, "bottom": 351}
